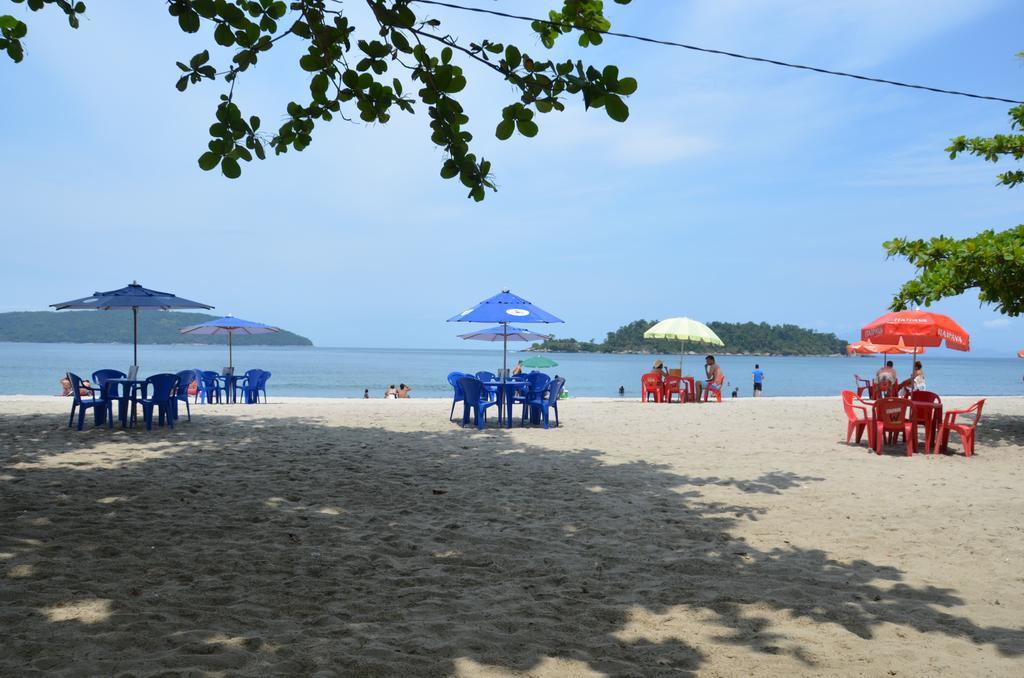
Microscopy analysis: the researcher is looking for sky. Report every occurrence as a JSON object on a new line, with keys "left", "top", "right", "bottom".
{"left": 2, "top": 0, "right": 1023, "bottom": 354}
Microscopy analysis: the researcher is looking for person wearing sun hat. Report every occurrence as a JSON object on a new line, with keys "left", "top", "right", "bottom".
{"left": 652, "top": 359, "right": 667, "bottom": 377}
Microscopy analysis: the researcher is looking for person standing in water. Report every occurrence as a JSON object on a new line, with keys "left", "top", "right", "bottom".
{"left": 752, "top": 364, "right": 764, "bottom": 397}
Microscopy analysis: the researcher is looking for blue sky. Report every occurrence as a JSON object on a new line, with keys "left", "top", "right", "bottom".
{"left": 2, "top": 1, "right": 1023, "bottom": 353}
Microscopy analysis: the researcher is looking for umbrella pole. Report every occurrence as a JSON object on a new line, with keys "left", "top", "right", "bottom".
{"left": 502, "top": 324, "right": 508, "bottom": 382}
{"left": 132, "top": 306, "right": 139, "bottom": 367}
{"left": 229, "top": 332, "right": 233, "bottom": 369}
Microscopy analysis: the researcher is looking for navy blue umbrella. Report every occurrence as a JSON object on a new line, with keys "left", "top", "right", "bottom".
{"left": 51, "top": 281, "right": 213, "bottom": 366}
{"left": 448, "top": 290, "right": 563, "bottom": 380}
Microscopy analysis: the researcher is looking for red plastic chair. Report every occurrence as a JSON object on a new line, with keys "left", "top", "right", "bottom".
{"left": 841, "top": 390, "right": 872, "bottom": 446}
{"left": 853, "top": 374, "right": 872, "bottom": 399}
{"left": 872, "top": 398, "right": 917, "bottom": 456}
{"left": 936, "top": 399, "right": 985, "bottom": 457}
{"left": 681, "top": 377, "right": 695, "bottom": 402}
{"left": 874, "top": 378, "right": 897, "bottom": 399}
{"left": 641, "top": 372, "right": 664, "bottom": 403}
{"left": 704, "top": 376, "right": 724, "bottom": 402}
{"left": 909, "top": 391, "right": 942, "bottom": 455}
{"left": 664, "top": 375, "right": 682, "bottom": 403}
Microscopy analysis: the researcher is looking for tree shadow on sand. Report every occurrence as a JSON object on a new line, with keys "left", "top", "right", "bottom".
{"left": 1, "top": 411, "right": 1022, "bottom": 675}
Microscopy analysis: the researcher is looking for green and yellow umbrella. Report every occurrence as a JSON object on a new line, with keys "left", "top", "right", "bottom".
{"left": 643, "top": 317, "right": 724, "bottom": 372}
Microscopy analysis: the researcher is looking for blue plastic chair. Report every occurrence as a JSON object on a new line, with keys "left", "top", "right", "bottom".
{"left": 521, "top": 377, "right": 565, "bottom": 429}
{"left": 458, "top": 376, "right": 497, "bottom": 430}
{"left": 91, "top": 369, "right": 128, "bottom": 423}
{"left": 475, "top": 371, "right": 499, "bottom": 401}
{"left": 256, "top": 371, "right": 271, "bottom": 403}
{"left": 172, "top": 370, "right": 195, "bottom": 421}
{"left": 447, "top": 371, "right": 467, "bottom": 421}
{"left": 192, "top": 367, "right": 207, "bottom": 403}
{"left": 138, "top": 373, "right": 180, "bottom": 430}
{"left": 66, "top": 372, "right": 112, "bottom": 430}
{"left": 200, "top": 370, "right": 225, "bottom": 404}
{"left": 514, "top": 373, "right": 551, "bottom": 420}
{"left": 234, "top": 369, "right": 262, "bottom": 403}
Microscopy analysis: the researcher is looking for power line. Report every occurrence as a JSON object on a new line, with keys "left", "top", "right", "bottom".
{"left": 411, "top": 0, "right": 1024, "bottom": 105}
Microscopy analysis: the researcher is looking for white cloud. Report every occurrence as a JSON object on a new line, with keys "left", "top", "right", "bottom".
{"left": 983, "top": 318, "right": 1011, "bottom": 328}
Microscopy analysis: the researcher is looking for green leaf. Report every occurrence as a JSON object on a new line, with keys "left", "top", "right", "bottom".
{"left": 198, "top": 151, "right": 220, "bottom": 171}
{"left": 616, "top": 77, "right": 638, "bottom": 95}
{"left": 221, "top": 156, "right": 241, "bottom": 178}
{"left": 604, "top": 94, "right": 629, "bottom": 122}
{"left": 178, "top": 10, "right": 200, "bottom": 34}
{"left": 495, "top": 119, "right": 514, "bottom": 140}
{"left": 516, "top": 119, "right": 539, "bottom": 137}
{"left": 214, "top": 23, "right": 234, "bottom": 47}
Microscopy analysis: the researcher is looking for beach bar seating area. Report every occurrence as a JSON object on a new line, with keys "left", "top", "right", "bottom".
{"left": 448, "top": 370, "right": 565, "bottom": 430}
{"left": 65, "top": 366, "right": 273, "bottom": 431}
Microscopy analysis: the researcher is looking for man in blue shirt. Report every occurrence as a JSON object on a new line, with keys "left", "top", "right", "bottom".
{"left": 752, "top": 364, "right": 764, "bottom": 397}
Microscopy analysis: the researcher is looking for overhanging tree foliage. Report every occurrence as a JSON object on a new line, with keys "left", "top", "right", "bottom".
{"left": 886, "top": 56, "right": 1024, "bottom": 315}
{"left": 1, "top": 0, "right": 637, "bottom": 200}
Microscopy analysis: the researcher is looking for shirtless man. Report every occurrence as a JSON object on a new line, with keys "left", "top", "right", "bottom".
{"left": 876, "top": 361, "right": 897, "bottom": 386}
{"left": 705, "top": 355, "right": 725, "bottom": 399}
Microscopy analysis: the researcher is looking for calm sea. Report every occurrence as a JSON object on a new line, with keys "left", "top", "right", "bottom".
{"left": 0, "top": 342, "right": 1020, "bottom": 399}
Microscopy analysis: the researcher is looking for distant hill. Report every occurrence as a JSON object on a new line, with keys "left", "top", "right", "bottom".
{"left": 0, "top": 312, "right": 313, "bottom": 346}
{"left": 532, "top": 319, "right": 847, "bottom": 356}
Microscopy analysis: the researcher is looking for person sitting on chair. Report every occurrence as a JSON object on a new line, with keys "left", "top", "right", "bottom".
{"left": 705, "top": 356, "right": 725, "bottom": 400}
{"left": 876, "top": 361, "right": 898, "bottom": 393}
{"left": 900, "top": 361, "right": 925, "bottom": 393}
{"left": 60, "top": 375, "right": 92, "bottom": 397}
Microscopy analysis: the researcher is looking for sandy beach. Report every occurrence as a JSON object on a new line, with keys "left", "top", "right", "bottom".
{"left": 1, "top": 395, "right": 1023, "bottom": 676}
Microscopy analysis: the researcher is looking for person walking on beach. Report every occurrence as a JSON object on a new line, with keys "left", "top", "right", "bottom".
{"left": 363, "top": 389, "right": 369, "bottom": 399}
{"left": 752, "top": 364, "right": 764, "bottom": 397}
{"left": 397, "top": 383, "right": 412, "bottom": 398}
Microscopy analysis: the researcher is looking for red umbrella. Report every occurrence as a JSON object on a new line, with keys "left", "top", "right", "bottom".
{"left": 847, "top": 339, "right": 924, "bottom": 356}
{"left": 1018, "top": 350, "right": 1024, "bottom": 358}
{"left": 861, "top": 310, "right": 970, "bottom": 352}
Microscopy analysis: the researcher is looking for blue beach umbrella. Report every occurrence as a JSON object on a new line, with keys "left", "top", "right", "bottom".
{"left": 448, "top": 290, "right": 564, "bottom": 379}
{"left": 51, "top": 281, "right": 213, "bottom": 367}
{"left": 179, "top": 315, "right": 281, "bottom": 369}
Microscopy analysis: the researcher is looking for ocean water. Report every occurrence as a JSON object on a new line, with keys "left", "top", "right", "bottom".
{"left": 0, "top": 342, "right": 1020, "bottom": 399}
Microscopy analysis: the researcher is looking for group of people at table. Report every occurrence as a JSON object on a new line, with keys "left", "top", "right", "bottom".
{"left": 448, "top": 364, "right": 565, "bottom": 429}
{"left": 641, "top": 356, "right": 730, "bottom": 403}
{"left": 844, "top": 359, "right": 985, "bottom": 457}
{"left": 61, "top": 367, "right": 270, "bottom": 431}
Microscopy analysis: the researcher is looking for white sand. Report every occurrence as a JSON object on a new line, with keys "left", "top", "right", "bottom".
{"left": 1, "top": 394, "right": 1023, "bottom": 676}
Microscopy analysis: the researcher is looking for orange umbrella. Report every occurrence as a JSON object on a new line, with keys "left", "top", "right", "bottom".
{"left": 846, "top": 339, "right": 923, "bottom": 355}
{"left": 861, "top": 310, "right": 969, "bottom": 351}
{"left": 1018, "top": 350, "right": 1024, "bottom": 358}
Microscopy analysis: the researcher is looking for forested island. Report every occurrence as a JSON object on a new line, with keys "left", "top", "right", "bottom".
{"left": 0, "top": 312, "right": 313, "bottom": 346}
{"left": 530, "top": 320, "right": 847, "bottom": 356}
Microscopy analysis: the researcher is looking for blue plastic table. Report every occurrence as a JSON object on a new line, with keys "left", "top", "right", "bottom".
{"left": 483, "top": 380, "right": 527, "bottom": 428}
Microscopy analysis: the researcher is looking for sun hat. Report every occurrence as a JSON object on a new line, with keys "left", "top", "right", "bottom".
{"left": 653, "top": 359, "right": 663, "bottom": 369}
